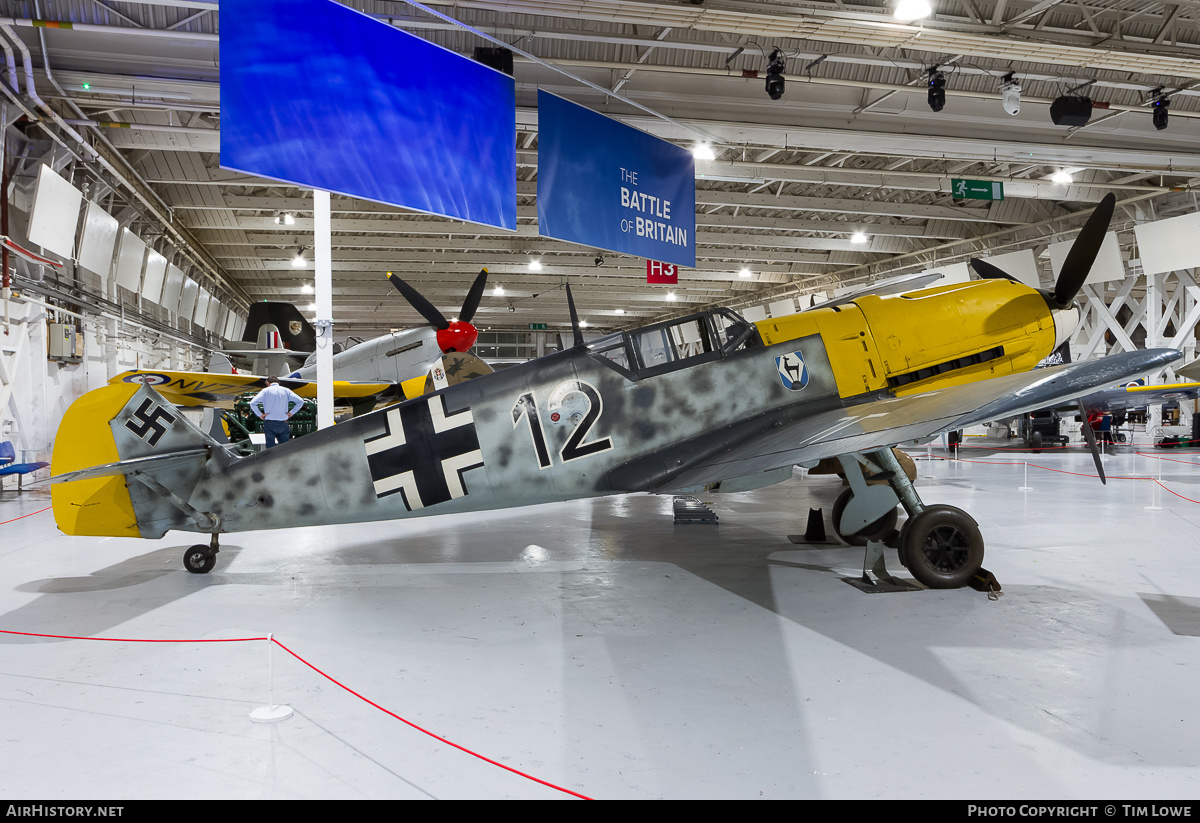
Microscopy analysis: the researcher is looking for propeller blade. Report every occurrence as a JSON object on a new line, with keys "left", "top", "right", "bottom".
{"left": 459, "top": 268, "right": 488, "bottom": 324}
{"left": 1076, "top": 399, "right": 1107, "bottom": 485}
{"left": 565, "top": 283, "right": 585, "bottom": 349}
{"left": 969, "top": 258, "right": 1020, "bottom": 283}
{"left": 386, "top": 272, "right": 449, "bottom": 331}
{"left": 1053, "top": 193, "right": 1116, "bottom": 308}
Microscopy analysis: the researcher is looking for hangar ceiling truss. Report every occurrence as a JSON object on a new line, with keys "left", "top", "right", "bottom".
{"left": 1, "top": 0, "right": 1199, "bottom": 340}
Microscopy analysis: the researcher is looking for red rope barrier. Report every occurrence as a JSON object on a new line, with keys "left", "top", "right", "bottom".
{"left": 270, "top": 637, "right": 591, "bottom": 799}
{"left": 0, "top": 505, "right": 51, "bottom": 526}
{"left": 0, "top": 627, "right": 590, "bottom": 799}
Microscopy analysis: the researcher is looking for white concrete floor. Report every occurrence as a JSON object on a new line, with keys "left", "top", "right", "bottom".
{"left": 1, "top": 442, "right": 1199, "bottom": 800}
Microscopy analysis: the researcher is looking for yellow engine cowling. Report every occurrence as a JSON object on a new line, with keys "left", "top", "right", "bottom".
{"left": 757, "top": 279, "right": 1059, "bottom": 399}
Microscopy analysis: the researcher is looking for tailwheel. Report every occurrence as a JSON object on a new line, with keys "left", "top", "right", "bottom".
{"left": 831, "top": 487, "right": 899, "bottom": 547}
{"left": 900, "top": 505, "right": 984, "bottom": 589}
{"left": 184, "top": 545, "right": 217, "bottom": 574}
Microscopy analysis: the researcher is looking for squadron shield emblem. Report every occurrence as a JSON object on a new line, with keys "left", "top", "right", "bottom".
{"left": 775, "top": 351, "right": 808, "bottom": 391}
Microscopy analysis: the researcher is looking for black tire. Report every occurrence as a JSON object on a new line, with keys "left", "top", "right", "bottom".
{"left": 184, "top": 545, "right": 216, "bottom": 574}
{"left": 831, "top": 487, "right": 899, "bottom": 546}
{"left": 901, "top": 505, "right": 984, "bottom": 589}
{"left": 1030, "top": 430, "right": 1043, "bottom": 452}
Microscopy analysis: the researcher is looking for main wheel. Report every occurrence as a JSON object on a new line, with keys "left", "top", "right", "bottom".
{"left": 184, "top": 545, "right": 216, "bottom": 574}
{"left": 1030, "top": 430, "right": 1043, "bottom": 452}
{"left": 831, "top": 487, "right": 899, "bottom": 546}
{"left": 900, "top": 505, "right": 984, "bottom": 589}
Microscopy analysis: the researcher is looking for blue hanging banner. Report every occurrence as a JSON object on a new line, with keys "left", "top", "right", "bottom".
{"left": 221, "top": 0, "right": 516, "bottom": 231}
{"left": 537, "top": 91, "right": 696, "bottom": 268}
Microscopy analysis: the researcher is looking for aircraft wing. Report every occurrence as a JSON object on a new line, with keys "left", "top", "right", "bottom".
{"left": 630, "top": 348, "right": 1180, "bottom": 492}
{"left": 108, "top": 370, "right": 391, "bottom": 409}
{"left": 1082, "top": 382, "right": 1200, "bottom": 412}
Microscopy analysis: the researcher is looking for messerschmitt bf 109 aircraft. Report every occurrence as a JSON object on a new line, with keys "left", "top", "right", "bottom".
{"left": 107, "top": 268, "right": 494, "bottom": 409}
{"left": 49, "top": 195, "right": 1178, "bottom": 589}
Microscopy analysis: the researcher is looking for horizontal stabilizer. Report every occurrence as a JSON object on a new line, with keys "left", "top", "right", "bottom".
{"left": 52, "top": 383, "right": 221, "bottom": 538}
{"left": 49, "top": 448, "right": 209, "bottom": 484}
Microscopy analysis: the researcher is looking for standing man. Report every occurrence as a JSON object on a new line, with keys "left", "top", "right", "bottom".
{"left": 249, "top": 376, "right": 305, "bottom": 448}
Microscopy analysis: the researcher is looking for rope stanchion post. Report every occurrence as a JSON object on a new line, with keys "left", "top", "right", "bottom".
{"left": 1146, "top": 453, "right": 1164, "bottom": 511}
{"left": 1019, "top": 460, "right": 1033, "bottom": 491}
{"left": 250, "top": 632, "right": 293, "bottom": 723}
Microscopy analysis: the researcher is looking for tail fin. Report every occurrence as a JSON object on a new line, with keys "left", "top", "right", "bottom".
{"left": 51, "top": 383, "right": 219, "bottom": 539}
{"left": 242, "top": 302, "right": 316, "bottom": 353}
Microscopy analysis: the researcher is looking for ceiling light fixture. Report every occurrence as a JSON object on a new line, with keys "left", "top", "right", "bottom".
{"left": 851, "top": 231, "right": 868, "bottom": 244}
{"left": 1050, "top": 170, "right": 1074, "bottom": 185}
{"left": 666, "top": 292, "right": 677, "bottom": 301}
{"left": 275, "top": 211, "right": 295, "bottom": 226}
{"left": 738, "top": 267, "right": 752, "bottom": 278}
{"left": 764, "top": 48, "right": 786, "bottom": 101}
{"left": 894, "top": 0, "right": 932, "bottom": 22}
{"left": 301, "top": 283, "right": 313, "bottom": 294}
{"left": 291, "top": 248, "right": 306, "bottom": 267}
{"left": 926, "top": 66, "right": 946, "bottom": 112}
{"left": 493, "top": 285, "right": 505, "bottom": 296}
{"left": 692, "top": 143, "right": 716, "bottom": 161}
{"left": 1151, "top": 88, "right": 1170, "bottom": 131}
{"left": 528, "top": 259, "right": 542, "bottom": 271}
{"left": 1000, "top": 72, "right": 1021, "bottom": 116}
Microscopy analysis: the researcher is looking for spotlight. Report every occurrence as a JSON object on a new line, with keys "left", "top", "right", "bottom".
{"left": 493, "top": 285, "right": 505, "bottom": 296}
{"left": 851, "top": 231, "right": 868, "bottom": 244}
{"left": 528, "top": 258, "right": 542, "bottom": 271}
{"left": 765, "top": 49, "right": 786, "bottom": 100}
{"left": 594, "top": 254, "right": 604, "bottom": 267}
{"left": 738, "top": 267, "right": 752, "bottom": 278}
{"left": 1050, "top": 170, "right": 1073, "bottom": 185}
{"left": 1151, "top": 88, "right": 1170, "bottom": 131}
{"left": 274, "top": 212, "right": 295, "bottom": 226}
{"left": 927, "top": 67, "right": 946, "bottom": 112}
{"left": 291, "top": 248, "right": 306, "bottom": 267}
{"left": 1000, "top": 72, "right": 1021, "bottom": 116}
{"left": 692, "top": 143, "right": 716, "bottom": 160}
{"left": 894, "top": 0, "right": 932, "bottom": 21}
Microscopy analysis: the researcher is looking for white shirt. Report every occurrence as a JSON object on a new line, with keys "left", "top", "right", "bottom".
{"left": 249, "top": 383, "right": 304, "bottom": 421}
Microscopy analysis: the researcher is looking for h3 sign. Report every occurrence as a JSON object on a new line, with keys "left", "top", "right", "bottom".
{"left": 646, "top": 260, "right": 679, "bottom": 284}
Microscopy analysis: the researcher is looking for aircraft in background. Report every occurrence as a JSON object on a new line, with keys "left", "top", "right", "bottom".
{"left": 51, "top": 195, "right": 1174, "bottom": 592}
{"left": 109, "top": 268, "right": 494, "bottom": 410}
{"left": 217, "top": 301, "right": 316, "bottom": 376}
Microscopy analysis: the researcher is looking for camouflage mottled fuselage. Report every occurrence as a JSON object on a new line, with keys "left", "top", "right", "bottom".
{"left": 137, "top": 331, "right": 840, "bottom": 538}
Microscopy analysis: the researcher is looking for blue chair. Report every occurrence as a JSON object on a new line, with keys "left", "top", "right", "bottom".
{"left": 0, "top": 441, "right": 49, "bottom": 491}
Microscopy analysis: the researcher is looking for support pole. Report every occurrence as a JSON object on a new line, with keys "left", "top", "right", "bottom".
{"left": 314, "top": 190, "right": 334, "bottom": 430}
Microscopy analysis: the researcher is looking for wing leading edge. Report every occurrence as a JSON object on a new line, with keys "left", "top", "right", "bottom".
{"left": 649, "top": 348, "right": 1181, "bottom": 492}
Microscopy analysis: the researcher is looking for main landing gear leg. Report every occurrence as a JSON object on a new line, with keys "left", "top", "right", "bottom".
{"left": 184, "top": 532, "right": 220, "bottom": 575}
{"left": 872, "top": 447, "right": 986, "bottom": 589}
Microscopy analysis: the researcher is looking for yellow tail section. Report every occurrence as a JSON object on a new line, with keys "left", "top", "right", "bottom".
{"left": 51, "top": 384, "right": 143, "bottom": 538}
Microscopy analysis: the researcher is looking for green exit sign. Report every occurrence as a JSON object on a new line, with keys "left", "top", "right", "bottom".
{"left": 951, "top": 179, "right": 1004, "bottom": 201}
{"left": 528, "top": 323, "right": 548, "bottom": 330}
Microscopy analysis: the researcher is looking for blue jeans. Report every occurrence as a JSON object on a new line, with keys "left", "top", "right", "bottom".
{"left": 263, "top": 418, "right": 291, "bottom": 448}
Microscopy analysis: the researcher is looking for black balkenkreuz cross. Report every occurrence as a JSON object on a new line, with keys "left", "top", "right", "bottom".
{"left": 363, "top": 396, "right": 484, "bottom": 510}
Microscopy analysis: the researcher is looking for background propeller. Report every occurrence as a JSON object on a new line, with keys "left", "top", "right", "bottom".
{"left": 385, "top": 267, "right": 489, "bottom": 353}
